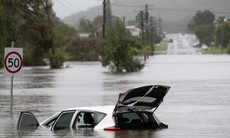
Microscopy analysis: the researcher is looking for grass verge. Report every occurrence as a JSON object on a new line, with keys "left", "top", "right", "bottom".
{"left": 155, "top": 40, "right": 168, "bottom": 51}
{"left": 202, "top": 46, "right": 229, "bottom": 54}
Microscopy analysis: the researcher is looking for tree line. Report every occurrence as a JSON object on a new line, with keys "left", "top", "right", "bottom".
{"left": 0, "top": 0, "right": 156, "bottom": 72}
{"left": 0, "top": 0, "right": 105, "bottom": 69}
{"left": 188, "top": 10, "right": 230, "bottom": 53}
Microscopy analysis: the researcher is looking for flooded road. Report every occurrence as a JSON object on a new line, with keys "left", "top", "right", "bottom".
{"left": 167, "top": 33, "right": 198, "bottom": 55}
{"left": 1, "top": 55, "right": 230, "bottom": 137}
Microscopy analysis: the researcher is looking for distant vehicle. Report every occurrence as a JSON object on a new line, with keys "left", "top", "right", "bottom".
{"left": 193, "top": 42, "right": 200, "bottom": 47}
{"left": 201, "top": 44, "right": 208, "bottom": 50}
{"left": 17, "top": 85, "right": 170, "bottom": 131}
{"left": 161, "top": 32, "right": 167, "bottom": 38}
{"left": 169, "top": 39, "right": 173, "bottom": 43}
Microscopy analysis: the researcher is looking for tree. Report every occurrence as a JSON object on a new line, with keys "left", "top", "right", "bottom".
{"left": 215, "top": 20, "right": 230, "bottom": 50}
{"left": 8, "top": 0, "right": 65, "bottom": 68}
{"left": 101, "top": 21, "right": 144, "bottom": 72}
{"left": 215, "top": 16, "right": 226, "bottom": 24}
{"left": 93, "top": 15, "right": 104, "bottom": 29}
{"left": 78, "top": 17, "right": 96, "bottom": 33}
{"left": 10, "top": 1, "right": 54, "bottom": 51}
{"left": 192, "top": 10, "right": 215, "bottom": 26}
{"left": 135, "top": 11, "right": 146, "bottom": 29}
{"left": 194, "top": 24, "right": 214, "bottom": 45}
{"left": 187, "top": 10, "right": 215, "bottom": 45}
{"left": 0, "top": 1, "right": 21, "bottom": 67}
{"left": 65, "top": 36, "right": 103, "bottom": 61}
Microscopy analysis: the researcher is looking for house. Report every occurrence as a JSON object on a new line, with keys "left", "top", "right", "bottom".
{"left": 126, "top": 26, "right": 141, "bottom": 37}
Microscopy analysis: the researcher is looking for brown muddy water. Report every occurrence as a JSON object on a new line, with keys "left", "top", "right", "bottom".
{"left": 0, "top": 55, "right": 230, "bottom": 138}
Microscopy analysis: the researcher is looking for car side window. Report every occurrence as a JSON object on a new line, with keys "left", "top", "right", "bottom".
{"left": 52, "top": 111, "right": 75, "bottom": 131}
{"left": 44, "top": 117, "right": 58, "bottom": 127}
{"left": 74, "top": 112, "right": 95, "bottom": 128}
{"left": 73, "top": 111, "right": 106, "bottom": 129}
{"left": 94, "top": 111, "right": 106, "bottom": 124}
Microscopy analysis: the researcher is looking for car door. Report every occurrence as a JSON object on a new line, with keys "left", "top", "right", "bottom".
{"left": 114, "top": 85, "right": 170, "bottom": 111}
{"left": 17, "top": 111, "right": 39, "bottom": 130}
{"left": 51, "top": 110, "right": 76, "bottom": 131}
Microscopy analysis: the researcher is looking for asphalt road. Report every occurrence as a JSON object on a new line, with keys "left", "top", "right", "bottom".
{"left": 166, "top": 33, "right": 199, "bottom": 55}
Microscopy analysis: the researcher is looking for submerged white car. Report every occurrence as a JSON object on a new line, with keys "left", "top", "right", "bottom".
{"left": 17, "top": 85, "right": 170, "bottom": 131}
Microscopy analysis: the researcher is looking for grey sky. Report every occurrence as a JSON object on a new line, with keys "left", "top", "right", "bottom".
{"left": 52, "top": 0, "right": 101, "bottom": 19}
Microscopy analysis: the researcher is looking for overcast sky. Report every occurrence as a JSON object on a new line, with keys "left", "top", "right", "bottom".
{"left": 52, "top": 0, "right": 101, "bottom": 19}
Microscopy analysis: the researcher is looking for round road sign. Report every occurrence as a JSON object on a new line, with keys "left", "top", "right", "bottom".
{"left": 4, "top": 51, "right": 23, "bottom": 74}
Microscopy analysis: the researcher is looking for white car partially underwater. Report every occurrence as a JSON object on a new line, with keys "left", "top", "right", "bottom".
{"left": 17, "top": 85, "right": 170, "bottom": 131}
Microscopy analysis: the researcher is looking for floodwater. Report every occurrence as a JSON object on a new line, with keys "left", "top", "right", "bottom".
{"left": 0, "top": 55, "right": 230, "bottom": 138}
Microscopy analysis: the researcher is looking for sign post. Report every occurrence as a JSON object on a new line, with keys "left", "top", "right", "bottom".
{"left": 4, "top": 42, "right": 23, "bottom": 118}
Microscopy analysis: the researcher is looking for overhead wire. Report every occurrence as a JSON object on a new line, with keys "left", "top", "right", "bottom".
{"left": 54, "top": 0, "right": 79, "bottom": 11}
{"left": 64, "top": 0, "right": 82, "bottom": 11}
{"left": 111, "top": 3, "right": 230, "bottom": 15}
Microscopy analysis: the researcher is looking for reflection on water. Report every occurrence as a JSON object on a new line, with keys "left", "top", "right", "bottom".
{"left": 0, "top": 55, "right": 230, "bottom": 137}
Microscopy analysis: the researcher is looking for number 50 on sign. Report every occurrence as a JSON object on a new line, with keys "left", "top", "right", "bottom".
{"left": 4, "top": 48, "right": 23, "bottom": 77}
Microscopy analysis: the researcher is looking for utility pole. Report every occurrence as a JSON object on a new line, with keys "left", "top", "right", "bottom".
{"left": 150, "top": 16, "right": 154, "bottom": 47}
{"left": 102, "top": 0, "right": 106, "bottom": 39}
{"left": 158, "top": 15, "right": 162, "bottom": 36}
{"left": 221, "top": 27, "right": 224, "bottom": 53}
{"left": 145, "top": 4, "right": 149, "bottom": 45}
{"left": 123, "top": 16, "right": 126, "bottom": 25}
{"left": 140, "top": 11, "right": 144, "bottom": 44}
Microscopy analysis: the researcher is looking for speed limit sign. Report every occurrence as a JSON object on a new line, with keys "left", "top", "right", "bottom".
{"left": 4, "top": 48, "right": 23, "bottom": 76}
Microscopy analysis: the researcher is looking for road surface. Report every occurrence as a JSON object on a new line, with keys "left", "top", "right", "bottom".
{"left": 166, "top": 33, "right": 199, "bottom": 55}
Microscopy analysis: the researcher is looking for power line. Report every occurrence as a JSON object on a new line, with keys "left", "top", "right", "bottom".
{"left": 55, "top": 0, "right": 79, "bottom": 11}
{"left": 111, "top": 3, "right": 230, "bottom": 15}
{"left": 112, "top": 3, "right": 153, "bottom": 8}
{"left": 154, "top": 7, "right": 230, "bottom": 15}
{"left": 64, "top": 0, "right": 81, "bottom": 10}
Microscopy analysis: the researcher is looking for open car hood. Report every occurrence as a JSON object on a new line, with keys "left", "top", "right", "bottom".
{"left": 114, "top": 85, "right": 170, "bottom": 112}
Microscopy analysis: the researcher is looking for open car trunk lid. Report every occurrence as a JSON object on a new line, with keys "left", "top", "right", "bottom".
{"left": 114, "top": 85, "right": 170, "bottom": 112}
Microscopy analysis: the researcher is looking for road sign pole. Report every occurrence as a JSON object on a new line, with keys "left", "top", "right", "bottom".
{"left": 10, "top": 41, "right": 14, "bottom": 118}
{"left": 10, "top": 75, "right": 14, "bottom": 118}
{"left": 4, "top": 42, "right": 23, "bottom": 118}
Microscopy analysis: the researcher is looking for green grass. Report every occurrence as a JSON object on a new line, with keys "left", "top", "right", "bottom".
{"left": 155, "top": 41, "right": 168, "bottom": 51}
{"left": 202, "top": 46, "right": 229, "bottom": 54}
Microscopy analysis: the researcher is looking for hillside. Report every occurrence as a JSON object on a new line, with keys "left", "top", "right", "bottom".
{"left": 63, "top": 0, "right": 230, "bottom": 33}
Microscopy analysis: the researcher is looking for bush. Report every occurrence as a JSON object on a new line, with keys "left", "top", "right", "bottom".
{"left": 124, "top": 58, "right": 144, "bottom": 72}
{"left": 228, "top": 48, "right": 230, "bottom": 54}
{"left": 23, "top": 46, "right": 47, "bottom": 66}
{"left": 0, "top": 54, "right": 3, "bottom": 68}
{"left": 65, "top": 36, "right": 103, "bottom": 61}
{"left": 228, "top": 44, "right": 230, "bottom": 54}
{"left": 46, "top": 49, "right": 67, "bottom": 69}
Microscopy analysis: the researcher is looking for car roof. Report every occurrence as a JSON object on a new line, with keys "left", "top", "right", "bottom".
{"left": 67, "top": 105, "right": 115, "bottom": 129}
{"left": 41, "top": 105, "right": 116, "bottom": 129}
{"left": 65, "top": 105, "right": 115, "bottom": 113}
